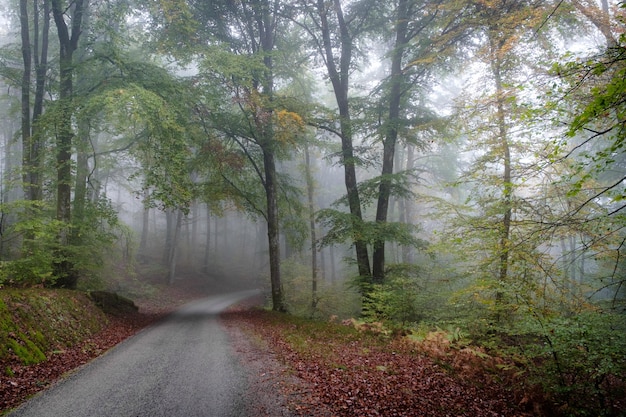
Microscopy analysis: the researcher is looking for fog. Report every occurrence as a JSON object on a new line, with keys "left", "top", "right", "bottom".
{"left": 0, "top": 0, "right": 622, "bottom": 318}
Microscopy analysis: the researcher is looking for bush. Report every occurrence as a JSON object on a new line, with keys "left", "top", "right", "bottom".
{"left": 507, "top": 310, "right": 626, "bottom": 416}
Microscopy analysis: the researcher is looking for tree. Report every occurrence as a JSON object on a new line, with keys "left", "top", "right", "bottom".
{"left": 49, "top": 0, "right": 86, "bottom": 287}
{"left": 450, "top": 0, "right": 555, "bottom": 315}
{"left": 370, "top": 0, "right": 471, "bottom": 282}
{"left": 298, "top": 0, "right": 377, "bottom": 283}
{"left": 182, "top": 0, "right": 307, "bottom": 311}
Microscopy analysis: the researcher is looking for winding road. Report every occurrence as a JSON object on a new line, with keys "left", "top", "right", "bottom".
{"left": 8, "top": 290, "right": 261, "bottom": 417}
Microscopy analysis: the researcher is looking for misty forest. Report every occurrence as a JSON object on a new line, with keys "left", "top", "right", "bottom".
{"left": 0, "top": 0, "right": 625, "bottom": 414}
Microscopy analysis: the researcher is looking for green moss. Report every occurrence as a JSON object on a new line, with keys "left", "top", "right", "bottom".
{"left": 0, "top": 289, "right": 109, "bottom": 364}
{"left": 7, "top": 337, "right": 46, "bottom": 365}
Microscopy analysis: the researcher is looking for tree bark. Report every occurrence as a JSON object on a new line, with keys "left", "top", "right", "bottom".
{"left": 372, "top": 0, "right": 409, "bottom": 283}
{"left": 167, "top": 209, "right": 183, "bottom": 285}
{"left": 490, "top": 37, "right": 512, "bottom": 308}
{"left": 264, "top": 147, "right": 285, "bottom": 311}
{"left": 50, "top": 0, "right": 86, "bottom": 288}
{"left": 572, "top": 0, "right": 617, "bottom": 47}
{"left": 31, "top": 0, "right": 50, "bottom": 201}
{"left": 139, "top": 189, "right": 150, "bottom": 259}
{"left": 304, "top": 145, "right": 319, "bottom": 312}
{"left": 203, "top": 208, "right": 211, "bottom": 274}
{"left": 20, "top": 0, "right": 33, "bottom": 201}
{"left": 316, "top": 0, "right": 371, "bottom": 280}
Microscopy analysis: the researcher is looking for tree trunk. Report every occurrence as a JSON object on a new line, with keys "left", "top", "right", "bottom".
{"left": 164, "top": 208, "right": 174, "bottom": 265}
{"left": 304, "top": 145, "right": 318, "bottom": 312}
{"left": 203, "top": 208, "right": 211, "bottom": 274}
{"left": 572, "top": 0, "right": 617, "bottom": 47}
{"left": 316, "top": 0, "right": 371, "bottom": 280}
{"left": 139, "top": 189, "right": 150, "bottom": 259}
{"left": 372, "top": 0, "right": 409, "bottom": 283}
{"left": 20, "top": 0, "right": 33, "bottom": 200}
{"left": 50, "top": 0, "right": 86, "bottom": 289}
{"left": 402, "top": 143, "right": 415, "bottom": 264}
{"left": 491, "top": 40, "right": 512, "bottom": 309}
{"left": 31, "top": 0, "right": 50, "bottom": 201}
{"left": 73, "top": 120, "right": 90, "bottom": 232}
{"left": 167, "top": 209, "right": 183, "bottom": 285}
{"left": 190, "top": 201, "right": 198, "bottom": 267}
{"left": 264, "top": 147, "right": 285, "bottom": 311}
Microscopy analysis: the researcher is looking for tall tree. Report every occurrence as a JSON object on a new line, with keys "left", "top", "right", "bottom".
{"left": 50, "top": 0, "right": 86, "bottom": 287}
{"left": 371, "top": 0, "right": 410, "bottom": 283}
{"left": 299, "top": 0, "right": 375, "bottom": 281}
{"left": 185, "top": 0, "right": 301, "bottom": 311}
{"left": 19, "top": 0, "right": 32, "bottom": 201}
{"left": 20, "top": 0, "right": 49, "bottom": 203}
{"left": 547, "top": 2, "right": 626, "bottom": 305}
{"left": 370, "top": 0, "right": 469, "bottom": 281}
{"left": 452, "top": 0, "right": 553, "bottom": 314}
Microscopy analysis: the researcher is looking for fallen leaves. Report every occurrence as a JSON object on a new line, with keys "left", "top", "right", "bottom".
{"left": 227, "top": 309, "right": 537, "bottom": 417}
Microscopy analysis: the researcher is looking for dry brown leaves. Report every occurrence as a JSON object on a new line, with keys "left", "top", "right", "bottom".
{"left": 228, "top": 309, "right": 538, "bottom": 417}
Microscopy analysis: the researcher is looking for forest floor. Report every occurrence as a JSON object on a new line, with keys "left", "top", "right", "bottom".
{"left": 223, "top": 303, "right": 543, "bottom": 417}
{"left": 1, "top": 276, "right": 546, "bottom": 416}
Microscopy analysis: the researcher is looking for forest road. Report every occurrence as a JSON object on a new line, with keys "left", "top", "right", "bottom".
{"left": 7, "top": 289, "right": 261, "bottom": 417}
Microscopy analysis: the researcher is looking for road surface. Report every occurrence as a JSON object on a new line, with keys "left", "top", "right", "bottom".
{"left": 8, "top": 290, "right": 260, "bottom": 417}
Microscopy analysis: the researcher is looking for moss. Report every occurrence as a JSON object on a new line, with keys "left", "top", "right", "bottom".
{"left": 0, "top": 289, "right": 109, "bottom": 363}
{"left": 7, "top": 337, "right": 46, "bottom": 365}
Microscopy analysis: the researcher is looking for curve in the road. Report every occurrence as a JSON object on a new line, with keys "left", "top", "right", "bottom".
{"left": 8, "top": 289, "right": 260, "bottom": 417}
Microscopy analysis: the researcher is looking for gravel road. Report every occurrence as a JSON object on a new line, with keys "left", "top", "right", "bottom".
{"left": 7, "top": 290, "right": 261, "bottom": 417}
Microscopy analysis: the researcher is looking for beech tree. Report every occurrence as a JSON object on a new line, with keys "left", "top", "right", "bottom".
{"left": 175, "top": 0, "right": 312, "bottom": 311}
{"left": 19, "top": 0, "right": 49, "bottom": 204}
{"left": 547, "top": 1, "right": 626, "bottom": 306}
{"left": 297, "top": 0, "right": 378, "bottom": 283}
{"left": 370, "top": 0, "right": 472, "bottom": 282}
{"left": 446, "top": 0, "right": 555, "bottom": 316}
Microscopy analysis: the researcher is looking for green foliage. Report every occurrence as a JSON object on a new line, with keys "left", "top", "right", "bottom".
{"left": 75, "top": 56, "right": 196, "bottom": 212}
{"left": 0, "top": 201, "right": 63, "bottom": 287}
{"left": 505, "top": 310, "right": 626, "bottom": 416}
{"left": 317, "top": 208, "right": 424, "bottom": 250}
{"left": 550, "top": 41, "right": 626, "bottom": 206}
{"left": 361, "top": 264, "right": 423, "bottom": 325}
{"left": 70, "top": 197, "right": 132, "bottom": 288}
{"left": 143, "top": 0, "right": 200, "bottom": 58}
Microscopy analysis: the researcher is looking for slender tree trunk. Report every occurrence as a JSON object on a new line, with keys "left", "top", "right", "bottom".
{"left": 139, "top": 189, "right": 150, "bottom": 259}
{"left": 203, "top": 208, "right": 211, "bottom": 274}
{"left": 264, "top": 147, "right": 285, "bottom": 311}
{"left": 163, "top": 208, "right": 174, "bottom": 265}
{"left": 304, "top": 145, "right": 318, "bottom": 312}
{"left": 191, "top": 201, "right": 198, "bottom": 266}
{"left": 20, "top": 0, "right": 33, "bottom": 201}
{"left": 572, "top": 0, "right": 616, "bottom": 47}
{"left": 329, "top": 245, "right": 336, "bottom": 283}
{"left": 50, "top": 0, "right": 85, "bottom": 288}
{"left": 167, "top": 209, "right": 183, "bottom": 284}
{"left": 256, "top": 0, "right": 285, "bottom": 312}
{"left": 372, "top": 0, "right": 409, "bottom": 282}
{"left": 214, "top": 215, "right": 218, "bottom": 259}
{"left": 73, "top": 120, "right": 89, "bottom": 232}
{"left": 31, "top": 0, "right": 49, "bottom": 201}
{"left": 491, "top": 43, "right": 512, "bottom": 308}
{"left": 402, "top": 143, "right": 415, "bottom": 264}
{"left": 316, "top": 0, "right": 371, "bottom": 280}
